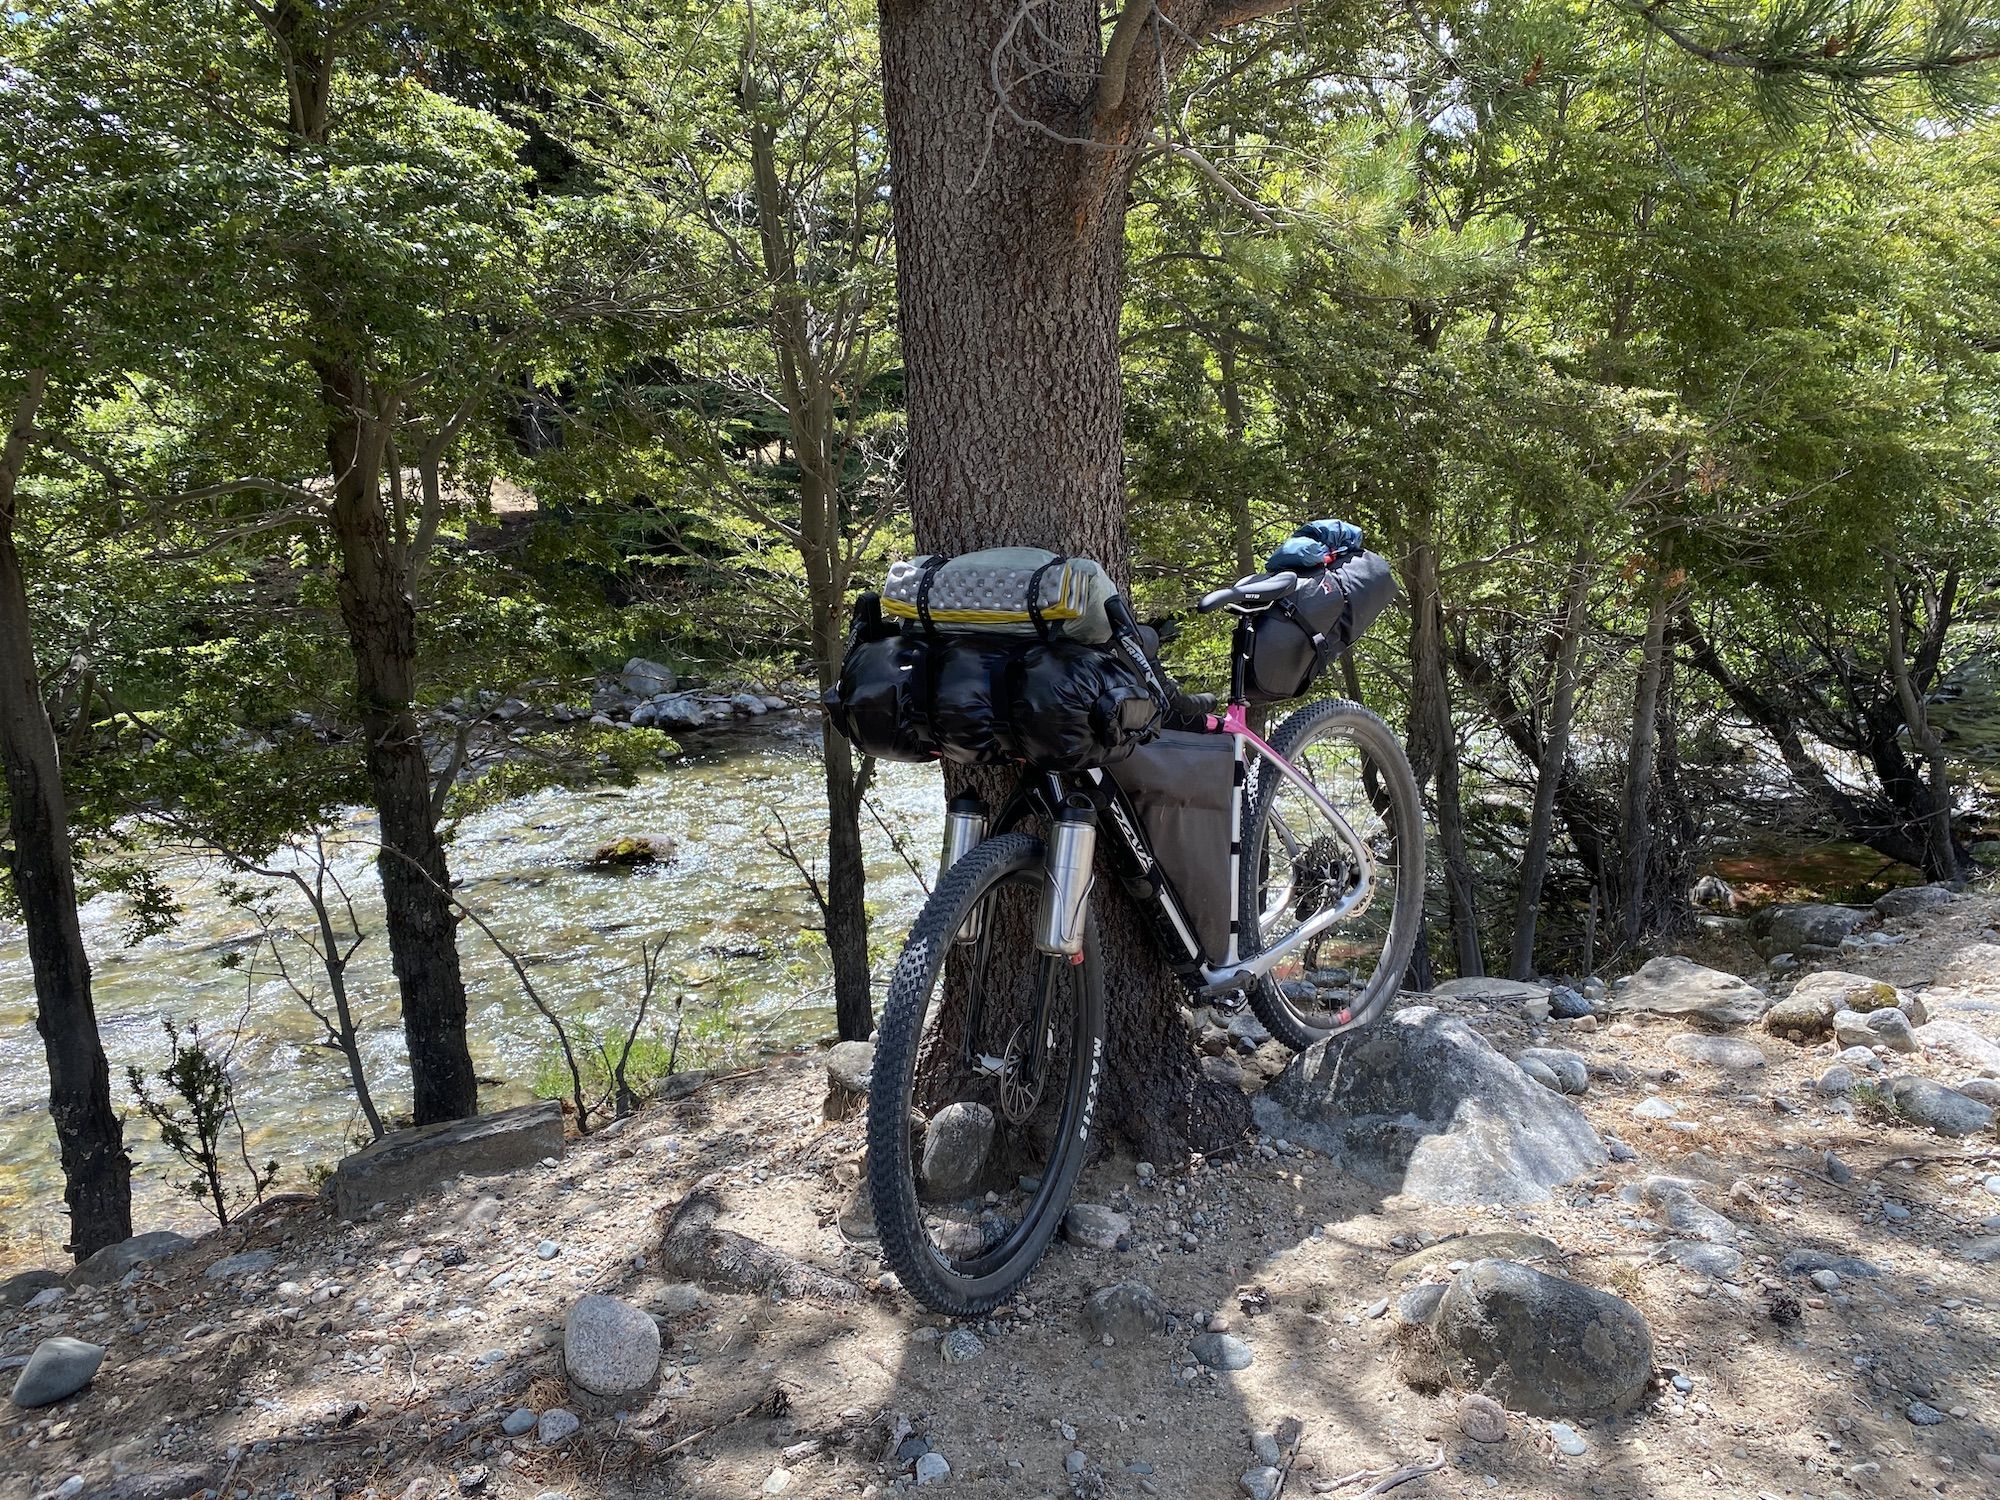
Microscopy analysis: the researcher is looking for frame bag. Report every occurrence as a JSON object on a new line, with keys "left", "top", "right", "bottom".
{"left": 1108, "top": 730, "right": 1238, "bottom": 965}
{"left": 1246, "top": 548, "right": 1396, "bottom": 704}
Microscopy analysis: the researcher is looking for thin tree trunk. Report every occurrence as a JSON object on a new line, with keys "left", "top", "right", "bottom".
{"left": 1403, "top": 541, "right": 1482, "bottom": 978}
{"left": 1620, "top": 571, "right": 1671, "bottom": 948}
{"left": 878, "top": 0, "right": 1247, "bottom": 1158}
{"left": 1509, "top": 547, "right": 1592, "bottom": 980}
{"left": 1884, "top": 569, "right": 1957, "bottom": 881}
{"left": 0, "top": 371, "right": 132, "bottom": 1259}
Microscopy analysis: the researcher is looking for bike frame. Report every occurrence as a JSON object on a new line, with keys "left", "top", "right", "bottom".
{"left": 989, "top": 611, "right": 1377, "bottom": 998}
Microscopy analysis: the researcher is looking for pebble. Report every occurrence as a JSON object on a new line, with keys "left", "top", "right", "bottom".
{"left": 940, "top": 1329, "right": 984, "bottom": 1364}
{"left": 1240, "top": 1466, "right": 1283, "bottom": 1500}
{"left": 1459, "top": 1394, "right": 1507, "bottom": 1442}
{"left": 762, "top": 1469, "right": 793, "bottom": 1495}
{"left": 1249, "top": 1431, "right": 1283, "bottom": 1465}
{"left": 1809, "top": 1269, "right": 1841, "bottom": 1292}
{"left": 500, "top": 1408, "right": 537, "bottom": 1437}
{"left": 1065, "top": 1451, "right": 1088, "bottom": 1476}
{"left": 1882, "top": 1202, "right": 1911, "bottom": 1224}
{"left": 1550, "top": 1422, "right": 1588, "bottom": 1456}
{"left": 536, "top": 1408, "right": 581, "bottom": 1445}
{"left": 536, "top": 1241, "right": 561, "bottom": 1261}
{"left": 914, "top": 1451, "right": 951, "bottom": 1485}
{"left": 1190, "top": 1332, "right": 1254, "bottom": 1371}
{"left": 1631, "top": 1097, "right": 1679, "bottom": 1120}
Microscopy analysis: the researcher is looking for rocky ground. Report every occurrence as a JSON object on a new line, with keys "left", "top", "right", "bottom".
{"left": 4, "top": 886, "right": 1999, "bottom": 1500}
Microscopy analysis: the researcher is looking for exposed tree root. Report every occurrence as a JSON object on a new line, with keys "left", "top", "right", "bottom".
{"left": 657, "top": 1173, "right": 859, "bottom": 1302}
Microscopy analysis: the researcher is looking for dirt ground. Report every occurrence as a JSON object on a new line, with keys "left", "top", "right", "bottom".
{"left": 4, "top": 890, "right": 1998, "bottom": 1500}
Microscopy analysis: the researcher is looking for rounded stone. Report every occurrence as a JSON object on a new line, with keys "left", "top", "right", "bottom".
{"left": 1083, "top": 1282, "right": 1168, "bottom": 1341}
{"left": 1189, "top": 1332, "right": 1254, "bottom": 1371}
{"left": 564, "top": 1295, "right": 662, "bottom": 1399}
{"left": 1429, "top": 1259, "right": 1652, "bottom": 1415}
{"left": 9, "top": 1337, "right": 105, "bottom": 1408}
{"left": 920, "top": 1102, "right": 996, "bottom": 1196}
{"left": 536, "top": 1407, "right": 581, "bottom": 1445}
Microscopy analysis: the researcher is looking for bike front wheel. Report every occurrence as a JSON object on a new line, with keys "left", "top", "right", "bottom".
{"left": 868, "top": 832, "right": 1106, "bottom": 1317}
{"left": 1237, "top": 698, "right": 1426, "bottom": 1052}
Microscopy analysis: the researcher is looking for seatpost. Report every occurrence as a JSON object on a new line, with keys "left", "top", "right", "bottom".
{"left": 1230, "top": 615, "right": 1255, "bottom": 705}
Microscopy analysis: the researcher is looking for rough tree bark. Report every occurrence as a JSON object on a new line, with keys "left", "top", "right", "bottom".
{"left": 1508, "top": 546, "right": 1592, "bottom": 979}
{"left": 1884, "top": 566, "right": 1960, "bottom": 881}
{"left": 1401, "top": 539, "right": 1483, "bottom": 978}
{"left": 876, "top": 0, "right": 1285, "bottom": 1158}
{"left": 0, "top": 371, "right": 133, "bottom": 1259}
{"left": 1619, "top": 569, "right": 1671, "bottom": 948}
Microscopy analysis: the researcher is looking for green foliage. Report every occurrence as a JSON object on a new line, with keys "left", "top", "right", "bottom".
{"left": 125, "top": 1017, "right": 278, "bottom": 1228}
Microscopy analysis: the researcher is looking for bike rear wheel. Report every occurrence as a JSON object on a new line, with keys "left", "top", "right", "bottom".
{"left": 1237, "top": 698, "right": 1426, "bottom": 1051}
{"left": 868, "top": 832, "right": 1106, "bottom": 1317}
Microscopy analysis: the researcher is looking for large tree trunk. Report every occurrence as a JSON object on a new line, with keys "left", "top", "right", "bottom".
{"left": 319, "top": 370, "right": 478, "bottom": 1124}
{"left": 0, "top": 371, "right": 132, "bottom": 1259}
{"left": 1508, "top": 547, "right": 1592, "bottom": 979}
{"left": 878, "top": 0, "right": 1249, "bottom": 1159}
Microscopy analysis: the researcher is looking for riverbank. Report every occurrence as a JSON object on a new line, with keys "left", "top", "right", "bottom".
{"left": 5, "top": 882, "right": 1997, "bottom": 1500}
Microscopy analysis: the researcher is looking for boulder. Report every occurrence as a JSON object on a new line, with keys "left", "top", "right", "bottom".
{"left": 1422, "top": 1260, "right": 1653, "bottom": 1415}
{"left": 10, "top": 1337, "right": 104, "bottom": 1408}
{"left": 1515, "top": 1048, "right": 1589, "bottom": 1095}
{"left": 823, "top": 1040, "right": 875, "bottom": 1122}
{"left": 1763, "top": 994, "right": 1836, "bottom": 1040}
{"left": 1758, "top": 904, "right": 1870, "bottom": 955}
{"left": 203, "top": 1250, "right": 276, "bottom": 1281}
{"left": 1256, "top": 1007, "right": 1606, "bottom": 1206}
{"left": 67, "top": 1231, "right": 193, "bottom": 1288}
{"left": 919, "top": 1102, "right": 995, "bottom": 1197}
{"left": 1914, "top": 1020, "right": 2000, "bottom": 1076}
{"left": 1665, "top": 1033, "right": 1767, "bottom": 1072}
{"left": 1791, "top": 971, "right": 1899, "bottom": 1015}
{"left": 1833, "top": 1008, "right": 1917, "bottom": 1053}
{"left": 1875, "top": 885, "right": 1955, "bottom": 919}
{"left": 0, "top": 1269, "right": 60, "bottom": 1307}
{"left": 1083, "top": 1282, "right": 1169, "bottom": 1342}
{"left": 330, "top": 1101, "right": 565, "bottom": 1220}
{"left": 1882, "top": 1076, "right": 1996, "bottom": 1138}
{"left": 1605, "top": 958, "right": 1768, "bottom": 1029}
{"left": 1934, "top": 943, "right": 2000, "bottom": 989}
{"left": 563, "top": 1295, "right": 663, "bottom": 1399}
{"left": 620, "top": 657, "right": 677, "bottom": 696}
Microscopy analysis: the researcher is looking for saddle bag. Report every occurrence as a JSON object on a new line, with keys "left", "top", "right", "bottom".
{"left": 1108, "top": 730, "right": 1238, "bottom": 965}
{"left": 1245, "top": 545, "right": 1397, "bottom": 704}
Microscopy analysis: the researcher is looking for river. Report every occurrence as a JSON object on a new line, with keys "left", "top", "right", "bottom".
{"left": 0, "top": 718, "right": 943, "bottom": 1263}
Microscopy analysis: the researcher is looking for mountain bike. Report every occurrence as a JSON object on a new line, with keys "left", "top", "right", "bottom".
{"left": 865, "top": 570, "right": 1426, "bottom": 1316}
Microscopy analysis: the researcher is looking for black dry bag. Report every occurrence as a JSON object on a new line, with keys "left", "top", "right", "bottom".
{"left": 1245, "top": 549, "right": 1397, "bottom": 704}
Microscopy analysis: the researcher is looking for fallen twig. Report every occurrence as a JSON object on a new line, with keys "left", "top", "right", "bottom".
{"left": 1315, "top": 1447, "right": 1447, "bottom": 1496}
{"left": 655, "top": 1388, "right": 790, "bottom": 1457}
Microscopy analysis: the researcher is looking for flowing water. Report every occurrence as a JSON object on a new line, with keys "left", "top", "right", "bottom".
{"left": 0, "top": 720, "right": 943, "bottom": 1261}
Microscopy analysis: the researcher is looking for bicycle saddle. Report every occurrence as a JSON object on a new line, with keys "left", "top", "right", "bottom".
{"left": 1197, "top": 570, "right": 1300, "bottom": 613}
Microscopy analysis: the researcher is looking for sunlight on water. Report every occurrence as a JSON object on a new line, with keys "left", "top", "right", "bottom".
{"left": 0, "top": 721, "right": 942, "bottom": 1260}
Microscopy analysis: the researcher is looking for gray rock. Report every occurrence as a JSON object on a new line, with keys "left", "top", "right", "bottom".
{"left": 1240, "top": 1466, "right": 1283, "bottom": 1500}
{"left": 1665, "top": 1033, "right": 1767, "bottom": 1072}
{"left": 1249, "top": 1431, "right": 1283, "bottom": 1465}
{"left": 619, "top": 657, "right": 676, "bottom": 696}
{"left": 563, "top": 1295, "right": 662, "bottom": 1399}
{"left": 1908, "top": 1400, "right": 1946, "bottom": 1426}
{"left": 1640, "top": 1180, "right": 1736, "bottom": 1243}
{"left": 1426, "top": 1260, "right": 1653, "bottom": 1415}
{"left": 1962, "top": 1236, "right": 2000, "bottom": 1264}
{"left": 1395, "top": 1283, "right": 1448, "bottom": 1326}
{"left": 1430, "top": 977, "right": 1551, "bottom": 1005}
{"left": 1660, "top": 1241, "right": 1743, "bottom": 1279}
{"left": 825, "top": 1041, "right": 875, "bottom": 1096}
{"left": 10, "top": 1337, "right": 105, "bottom": 1408}
{"left": 1084, "top": 1282, "right": 1169, "bottom": 1342}
{"left": 1550, "top": 1422, "right": 1588, "bottom": 1456}
{"left": 67, "top": 1231, "right": 193, "bottom": 1287}
{"left": 1518, "top": 1057, "right": 1561, "bottom": 1092}
{"left": 1548, "top": 986, "right": 1593, "bottom": 1020}
{"left": 0, "top": 1269, "right": 60, "bottom": 1307}
{"left": 1606, "top": 957, "right": 1769, "bottom": 1029}
{"left": 1958, "top": 1078, "right": 2000, "bottom": 1106}
{"left": 940, "top": 1329, "right": 984, "bottom": 1364}
{"left": 537, "top": 1407, "right": 581, "bottom": 1445}
{"left": 1761, "top": 994, "right": 1834, "bottom": 1039}
{"left": 1834, "top": 1045, "right": 1887, "bottom": 1072}
{"left": 1914, "top": 1020, "right": 2000, "bottom": 1075}
{"left": 1631, "top": 1096, "right": 1679, "bottom": 1121}
{"left": 1833, "top": 1007, "right": 1917, "bottom": 1053}
{"left": 920, "top": 1102, "right": 995, "bottom": 1196}
{"left": 77, "top": 1470, "right": 216, "bottom": 1500}
{"left": 501, "top": 1408, "right": 537, "bottom": 1437}
{"left": 1882, "top": 1076, "right": 1996, "bottom": 1137}
{"left": 1190, "top": 1332, "right": 1254, "bottom": 1371}
{"left": 1257, "top": 1007, "right": 1606, "bottom": 1207}
{"left": 1386, "top": 1231, "right": 1561, "bottom": 1281}
{"left": 914, "top": 1452, "right": 951, "bottom": 1485}
{"left": 1934, "top": 943, "right": 2000, "bottom": 988}
{"left": 1516, "top": 1048, "right": 1589, "bottom": 1095}
{"left": 1809, "top": 1268, "right": 1841, "bottom": 1291}
{"left": 1875, "top": 885, "right": 1956, "bottom": 919}
{"left": 1779, "top": 1249, "right": 1881, "bottom": 1278}
{"left": 1759, "top": 903, "right": 1870, "bottom": 955}
{"left": 204, "top": 1250, "right": 276, "bottom": 1281}
{"left": 1064, "top": 1204, "right": 1130, "bottom": 1252}
{"left": 330, "top": 1102, "right": 564, "bottom": 1219}
{"left": 1816, "top": 1065, "right": 1858, "bottom": 1097}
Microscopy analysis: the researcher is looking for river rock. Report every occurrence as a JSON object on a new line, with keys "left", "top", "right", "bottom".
{"left": 1876, "top": 885, "right": 1956, "bottom": 919}
{"left": 1816, "top": 1065, "right": 1858, "bottom": 1097}
{"left": 1959, "top": 1078, "right": 2000, "bottom": 1106}
{"left": 1240, "top": 1467, "right": 1282, "bottom": 1500}
{"left": 1763, "top": 993, "right": 1835, "bottom": 1040}
{"left": 0, "top": 1269, "right": 60, "bottom": 1307}
{"left": 537, "top": 1407, "right": 581, "bottom": 1445}
{"left": 1666, "top": 1033, "right": 1767, "bottom": 1071}
{"left": 620, "top": 657, "right": 677, "bottom": 696}
{"left": 68, "top": 1231, "right": 193, "bottom": 1287}
{"left": 1516, "top": 1048, "right": 1589, "bottom": 1094}
{"left": 1606, "top": 958, "right": 1768, "bottom": 1029}
{"left": 920, "top": 1102, "right": 995, "bottom": 1196}
{"left": 823, "top": 1040, "right": 874, "bottom": 1121}
{"left": 1549, "top": 985, "right": 1593, "bottom": 1020}
{"left": 1934, "top": 943, "right": 2000, "bottom": 988}
{"left": 10, "top": 1337, "right": 104, "bottom": 1408}
{"left": 1084, "top": 1282, "right": 1168, "bottom": 1341}
{"left": 1430, "top": 977, "right": 1551, "bottom": 1006}
{"left": 1640, "top": 1181, "right": 1737, "bottom": 1243}
{"left": 1882, "top": 1076, "right": 1996, "bottom": 1137}
{"left": 1064, "top": 1203, "right": 1130, "bottom": 1252}
{"left": 1759, "top": 903, "right": 1870, "bottom": 955}
{"left": 1423, "top": 1260, "right": 1652, "bottom": 1415}
{"left": 564, "top": 1295, "right": 662, "bottom": 1399}
{"left": 330, "top": 1101, "right": 565, "bottom": 1219}
{"left": 1257, "top": 1007, "right": 1606, "bottom": 1206}
{"left": 1190, "top": 1332, "right": 1255, "bottom": 1371}
{"left": 1915, "top": 1020, "right": 2000, "bottom": 1076}
{"left": 1386, "top": 1232, "right": 1561, "bottom": 1281}
{"left": 204, "top": 1250, "right": 276, "bottom": 1281}
{"left": 1518, "top": 1057, "right": 1561, "bottom": 1092}
{"left": 1833, "top": 1007, "right": 1917, "bottom": 1053}
{"left": 1660, "top": 1241, "right": 1743, "bottom": 1279}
